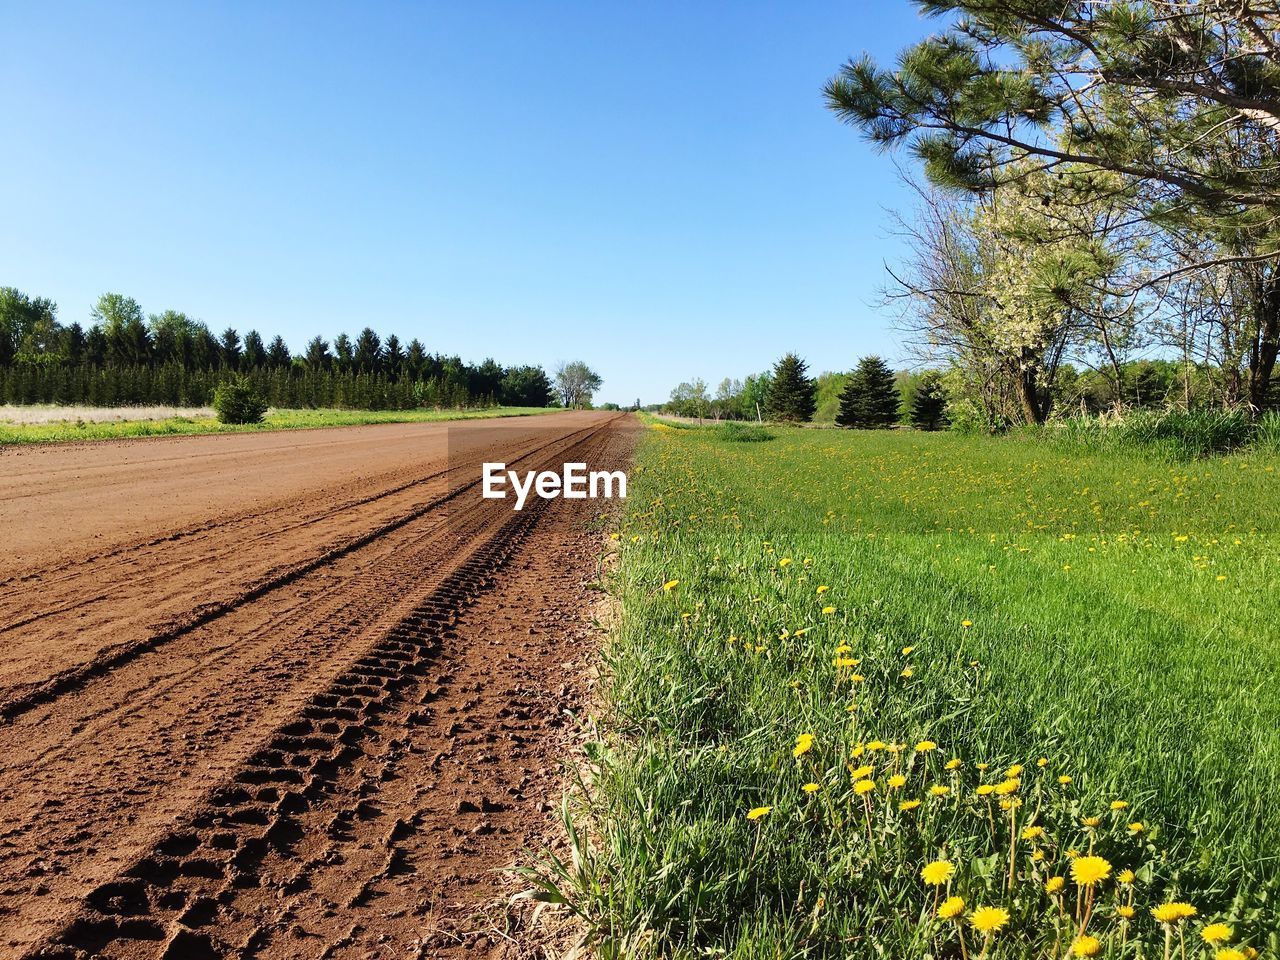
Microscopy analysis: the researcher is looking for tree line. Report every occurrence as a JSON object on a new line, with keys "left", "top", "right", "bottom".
{"left": 0, "top": 288, "right": 560, "bottom": 409}
{"left": 823, "top": 0, "right": 1280, "bottom": 427}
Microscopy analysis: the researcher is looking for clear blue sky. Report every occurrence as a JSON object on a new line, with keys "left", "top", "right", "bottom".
{"left": 2, "top": 2, "right": 934, "bottom": 406}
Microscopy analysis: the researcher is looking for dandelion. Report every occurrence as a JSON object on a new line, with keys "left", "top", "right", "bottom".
{"left": 1117, "top": 905, "right": 1135, "bottom": 920}
{"left": 816, "top": 585, "right": 829, "bottom": 594}
{"left": 661, "top": 579, "right": 679, "bottom": 591}
{"left": 802, "top": 782, "right": 820, "bottom": 793}
{"left": 915, "top": 740, "right": 938, "bottom": 752}
{"left": 969, "top": 905, "right": 1010, "bottom": 935}
{"left": 854, "top": 779, "right": 876, "bottom": 796}
{"left": 921, "top": 860, "right": 956, "bottom": 885}
{"left": 1215, "top": 951, "right": 1246, "bottom": 960}
{"left": 1117, "top": 869, "right": 1135, "bottom": 884}
{"left": 899, "top": 798, "right": 922, "bottom": 811}
{"left": 1201, "top": 924, "right": 1232, "bottom": 944}
{"left": 850, "top": 764, "right": 874, "bottom": 780}
{"left": 976, "top": 784, "right": 995, "bottom": 796}
{"left": 793, "top": 733, "right": 814, "bottom": 758}
{"left": 1083, "top": 816, "right": 1102, "bottom": 828}
{"left": 1046, "top": 876, "right": 1065, "bottom": 894}
{"left": 1059, "top": 775, "right": 1073, "bottom": 785}
{"left": 1006, "top": 764, "right": 1024, "bottom": 778}
{"left": 746, "top": 806, "right": 771, "bottom": 821}
{"left": 779, "top": 558, "right": 792, "bottom": 567}
{"left": 1128, "top": 821, "right": 1145, "bottom": 833}
{"left": 962, "top": 619, "right": 973, "bottom": 628}
{"left": 1071, "top": 934, "right": 1102, "bottom": 956}
{"left": 821, "top": 605, "right": 837, "bottom": 614}
{"left": 1152, "top": 902, "right": 1197, "bottom": 924}
{"left": 902, "top": 645, "right": 916, "bottom": 656}
{"left": 1111, "top": 799, "right": 1130, "bottom": 810}
{"left": 888, "top": 774, "right": 907, "bottom": 788}
{"left": 1071, "top": 856, "right": 1112, "bottom": 886}
{"left": 1037, "top": 757, "right": 1049, "bottom": 767}
{"left": 867, "top": 740, "right": 886, "bottom": 751}
{"left": 930, "top": 784, "right": 951, "bottom": 797}
{"left": 995, "top": 778, "right": 1020, "bottom": 795}
{"left": 901, "top": 666, "right": 914, "bottom": 678}
{"left": 1021, "top": 825, "right": 1045, "bottom": 841}
{"left": 946, "top": 758, "right": 962, "bottom": 770}
{"left": 938, "top": 895, "right": 965, "bottom": 919}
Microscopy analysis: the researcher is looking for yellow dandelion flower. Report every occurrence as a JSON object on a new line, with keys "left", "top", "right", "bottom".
{"left": 976, "top": 784, "right": 995, "bottom": 796}
{"left": 1117, "top": 905, "right": 1135, "bottom": 920}
{"left": 1058, "top": 775, "right": 1073, "bottom": 785}
{"left": 849, "top": 764, "right": 874, "bottom": 780}
{"left": 901, "top": 645, "right": 916, "bottom": 656}
{"left": 1117, "top": 869, "right": 1135, "bottom": 884}
{"left": 1005, "top": 764, "right": 1024, "bottom": 778}
{"left": 961, "top": 619, "right": 973, "bottom": 628}
{"left": 816, "top": 585, "right": 829, "bottom": 594}
{"left": 834, "top": 643, "right": 852, "bottom": 654}
{"left": 1032, "top": 848, "right": 1045, "bottom": 862}
{"left": 899, "top": 798, "right": 922, "bottom": 811}
{"left": 867, "top": 740, "right": 886, "bottom": 751}
{"left": 1037, "top": 757, "right": 1049, "bottom": 767}
{"left": 1045, "top": 876, "right": 1065, "bottom": 895}
{"left": 821, "top": 605, "right": 837, "bottom": 614}
{"left": 976, "top": 762, "right": 989, "bottom": 772}
{"left": 779, "top": 558, "right": 792, "bottom": 567}
{"left": 915, "top": 740, "right": 938, "bottom": 752}
{"left": 1201, "top": 924, "right": 1232, "bottom": 944}
{"left": 938, "top": 895, "right": 965, "bottom": 919}
{"left": 1216, "top": 950, "right": 1246, "bottom": 960}
{"left": 1128, "top": 821, "right": 1144, "bottom": 833}
{"left": 969, "top": 906, "right": 1010, "bottom": 935}
{"left": 995, "top": 778, "right": 1020, "bottom": 795}
{"left": 793, "top": 733, "right": 814, "bottom": 758}
{"left": 1071, "top": 934, "right": 1102, "bottom": 957}
{"left": 1152, "top": 902, "right": 1197, "bottom": 924}
{"left": 661, "top": 579, "right": 679, "bottom": 592}
{"left": 921, "top": 860, "right": 956, "bottom": 885}
{"left": 1083, "top": 816, "right": 1102, "bottom": 828}
{"left": 901, "top": 666, "right": 914, "bottom": 678}
{"left": 854, "top": 779, "right": 876, "bottom": 796}
{"left": 802, "top": 782, "right": 821, "bottom": 794}
{"left": 1071, "top": 856, "right": 1112, "bottom": 886}
{"left": 930, "top": 784, "right": 950, "bottom": 797}
{"left": 888, "top": 774, "right": 907, "bottom": 789}
{"left": 1110, "top": 799, "right": 1129, "bottom": 810}
{"left": 1021, "top": 825, "right": 1045, "bottom": 841}
{"left": 746, "top": 805, "right": 771, "bottom": 821}
{"left": 946, "top": 758, "right": 962, "bottom": 770}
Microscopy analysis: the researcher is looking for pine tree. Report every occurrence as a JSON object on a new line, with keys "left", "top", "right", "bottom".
{"left": 764, "top": 353, "right": 816, "bottom": 422}
{"left": 909, "top": 370, "right": 948, "bottom": 431}
{"left": 837, "top": 356, "right": 899, "bottom": 428}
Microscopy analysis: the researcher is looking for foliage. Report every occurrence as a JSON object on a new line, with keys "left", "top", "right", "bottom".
{"left": 910, "top": 370, "right": 949, "bottom": 431}
{"left": 765, "top": 353, "right": 816, "bottom": 422}
{"left": 212, "top": 378, "right": 268, "bottom": 424}
{"left": 715, "top": 422, "right": 774, "bottom": 443}
{"left": 0, "top": 286, "right": 557, "bottom": 411}
{"left": 526, "top": 424, "right": 1280, "bottom": 956}
{"left": 836, "top": 355, "right": 901, "bottom": 428}
{"left": 1038, "top": 410, "right": 1258, "bottom": 461}
{"left": 555, "top": 360, "right": 603, "bottom": 408}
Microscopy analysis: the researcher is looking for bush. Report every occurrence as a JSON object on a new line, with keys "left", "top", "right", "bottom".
{"left": 716, "top": 422, "right": 774, "bottom": 442}
{"left": 213, "top": 379, "right": 268, "bottom": 424}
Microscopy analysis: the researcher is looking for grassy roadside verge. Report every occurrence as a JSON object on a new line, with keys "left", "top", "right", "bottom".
{"left": 0, "top": 406, "right": 557, "bottom": 446}
{"left": 530, "top": 422, "right": 1279, "bottom": 958}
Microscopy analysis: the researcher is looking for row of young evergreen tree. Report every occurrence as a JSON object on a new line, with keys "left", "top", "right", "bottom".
{"left": 764, "top": 353, "right": 946, "bottom": 429}
{"left": 0, "top": 288, "right": 555, "bottom": 409}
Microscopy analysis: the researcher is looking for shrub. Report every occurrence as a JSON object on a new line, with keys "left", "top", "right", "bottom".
{"left": 213, "top": 379, "right": 268, "bottom": 424}
{"left": 716, "top": 422, "right": 774, "bottom": 442}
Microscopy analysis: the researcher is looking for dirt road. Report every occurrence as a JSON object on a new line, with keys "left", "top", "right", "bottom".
{"left": 0, "top": 411, "right": 636, "bottom": 959}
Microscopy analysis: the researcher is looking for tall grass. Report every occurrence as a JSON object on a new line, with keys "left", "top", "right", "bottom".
{"left": 1038, "top": 409, "right": 1257, "bottom": 459}
{"left": 528, "top": 424, "right": 1280, "bottom": 958}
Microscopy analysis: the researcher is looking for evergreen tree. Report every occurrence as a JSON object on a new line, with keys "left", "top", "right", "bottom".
{"left": 266, "top": 335, "right": 291, "bottom": 367}
{"left": 304, "top": 336, "right": 331, "bottom": 370}
{"left": 219, "top": 328, "right": 242, "bottom": 370}
{"left": 837, "top": 356, "right": 899, "bottom": 428}
{"left": 353, "top": 327, "right": 382, "bottom": 372}
{"left": 765, "top": 353, "right": 816, "bottom": 422}
{"left": 242, "top": 330, "right": 267, "bottom": 368}
{"left": 909, "top": 370, "right": 948, "bottom": 431}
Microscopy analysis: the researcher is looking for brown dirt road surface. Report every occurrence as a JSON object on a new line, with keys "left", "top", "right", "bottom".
{"left": 0, "top": 411, "right": 638, "bottom": 959}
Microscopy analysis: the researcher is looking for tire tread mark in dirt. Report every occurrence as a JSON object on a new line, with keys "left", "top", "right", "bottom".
{"left": 0, "top": 418, "right": 618, "bottom": 724}
{"left": 21, "top": 502, "right": 547, "bottom": 960}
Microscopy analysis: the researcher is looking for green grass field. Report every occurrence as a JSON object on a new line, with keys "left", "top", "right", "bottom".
{"left": 531, "top": 421, "right": 1280, "bottom": 959}
{"left": 0, "top": 405, "right": 557, "bottom": 446}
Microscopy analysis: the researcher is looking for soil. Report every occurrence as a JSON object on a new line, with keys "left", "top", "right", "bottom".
{"left": 0, "top": 411, "right": 638, "bottom": 959}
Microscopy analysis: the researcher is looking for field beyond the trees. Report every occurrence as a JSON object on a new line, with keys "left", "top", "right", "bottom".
{"left": 0, "top": 404, "right": 555, "bottom": 445}
{"left": 551, "top": 421, "right": 1280, "bottom": 957}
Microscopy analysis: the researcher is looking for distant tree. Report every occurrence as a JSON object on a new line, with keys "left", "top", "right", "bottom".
{"left": 741, "top": 371, "right": 772, "bottom": 421}
{"left": 837, "top": 356, "right": 899, "bottom": 428}
{"left": 191, "top": 324, "right": 221, "bottom": 369}
{"left": 242, "top": 330, "right": 267, "bottom": 369}
{"left": 469, "top": 357, "right": 505, "bottom": 400}
{"left": 353, "top": 327, "right": 382, "bottom": 372}
{"left": 383, "top": 334, "right": 404, "bottom": 376}
{"left": 554, "top": 360, "right": 603, "bottom": 408}
{"left": 404, "top": 338, "right": 427, "bottom": 379}
{"left": 304, "top": 336, "right": 331, "bottom": 370}
{"left": 0, "top": 287, "right": 60, "bottom": 363}
{"left": 765, "top": 353, "right": 816, "bottom": 422}
{"left": 333, "top": 333, "right": 354, "bottom": 372}
{"left": 93, "top": 293, "right": 151, "bottom": 366}
{"left": 219, "top": 328, "right": 242, "bottom": 370}
{"left": 909, "top": 370, "right": 948, "bottom": 431}
{"left": 266, "top": 335, "right": 291, "bottom": 367}
{"left": 500, "top": 365, "right": 553, "bottom": 406}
